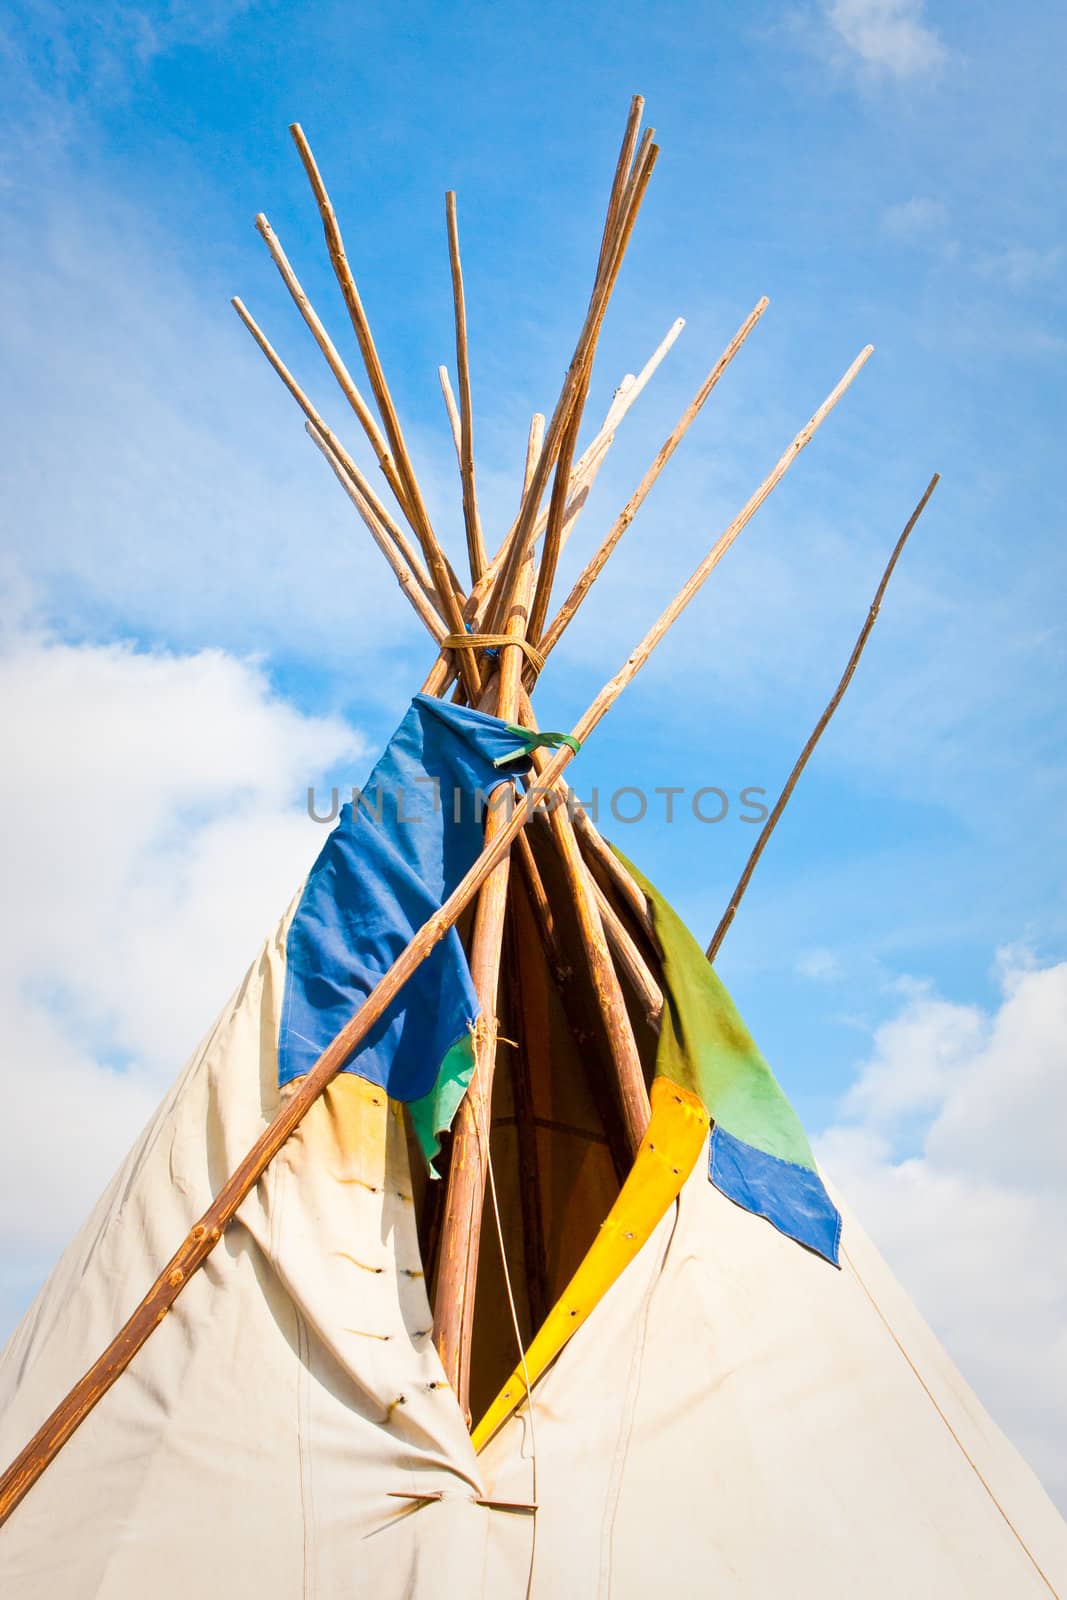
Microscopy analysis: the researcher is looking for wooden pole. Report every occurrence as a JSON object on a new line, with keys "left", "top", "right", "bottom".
{"left": 564, "top": 318, "right": 683, "bottom": 516}
{"left": 705, "top": 472, "right": 939, "bottom": 963}
{"left": 501, "top": 915, "right": 548, "bottom": 1333}
{"left": 0, "top": 742, "right": 559, "bottom": 1527}
{"left": 438, "top": 365, "right": 463, "bottom": 461}
{"left": 306, "top": 422, "right": 448, "bottom": 643}
{"left": 535, "top": 763, "right": 651, "bottom": 1149}
{"left": 432, "top": 415, "right": 543, "bottom": 1410}
{"left": 482, "top": 105, "right": 656, "bottom": 638}
{"left": 514, "top": 827, "right": 559, "bottom": 959}
{"left": 254, "top": 213, "right": 411, "bottom": 523}
{"left": 231, "top": 296, "right": 438, "bottom": 605}
{"left": 521, "top": 137, "right": 659, "bottom": 646}
{"left": 288, "top": 124, "right": 480, "bottom": 700}
{"left": 522, "top": 414, "right": 548, "bottom": 505}
{"left": 490, "top": 314, "right": 683, "bottom": 590}
{"left": 445, "top": 191, "right": 489, "bottom": 583}
{"left": 570, "top": 802, "right": 658, "bottom": 947}
{"left": 512, "top": 830, "right": 634, "bottom": 1186}
{"left": 567, "top": 344, "right": 876, "bottom": 762}
{"left": 520, "top": 120, "right": 656, "bottom": 647}
{"left": 419, "top": 317, "right": 684, "bottom": 700}
{"left": 589, "top": 872, "right": 663, "bottom": 1028}
{"left": 291, "top": 308, "right": 677, "bottom": 685}
{"left": 537, "top": 295, "right": 771, "bottom": 663}
{"left": 0, "top": 345, "right": 871, "bottom": 1521}
{"left": 594, "top": 95, "right": 645, "bottom": 286}
{"left": 510, "top": 689, "right": 655, "bottom": 1146}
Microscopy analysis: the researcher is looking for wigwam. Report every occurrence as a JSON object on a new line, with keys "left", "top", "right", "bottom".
{"left": 1, "top": 97, "right": 1064, "bottom": 1600}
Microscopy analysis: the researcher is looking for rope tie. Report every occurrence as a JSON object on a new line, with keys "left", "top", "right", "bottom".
{"left": 442, "top": 631, "right": 546, "bottom": 674}
{"left": 492, "top": 726, "right": 581, "bottom": 768}
{"left": 470, "top": 1031, "right": 539, "bottom": 1582}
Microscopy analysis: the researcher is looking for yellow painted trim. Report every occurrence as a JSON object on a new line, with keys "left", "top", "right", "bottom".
{"left": 471, "top": 1077, "right": 709, "bottom": 1453}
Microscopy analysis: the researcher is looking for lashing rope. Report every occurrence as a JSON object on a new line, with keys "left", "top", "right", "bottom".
{"left": 442, "top": 632, "right": 546, "bottom": 673}
{"left": 471, "top": 1020, "right": 539, "bottom": 1596}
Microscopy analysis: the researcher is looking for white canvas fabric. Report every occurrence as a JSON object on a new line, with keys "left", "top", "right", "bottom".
{"left": 2, "top": 899, "right": 1065, "bottom": 1598}
{"left": 481, "top": 1166, "right": 1067, "bottom": 1597}
{"left": 0, "top": 905, "right": 491, "bottom": 1598}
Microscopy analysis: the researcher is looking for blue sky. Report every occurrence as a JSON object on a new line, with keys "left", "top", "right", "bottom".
{"left": 1, "top": 0, "right": 1065, "bottom": 1504}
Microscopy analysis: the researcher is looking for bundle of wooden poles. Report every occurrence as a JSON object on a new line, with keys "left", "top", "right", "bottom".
{"left": 0, "top": 95, "right": 939, "bottom": 1522}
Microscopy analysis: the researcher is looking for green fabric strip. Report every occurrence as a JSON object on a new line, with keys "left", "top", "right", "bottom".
{"left": 408, "top": 1031, "right": 477, "bottom": 1173}
{"left": 492, "top": 727, "right": 581, "bottom": 767}
{"left": 616, "top": 850, "right": 817, "bottom": 1171}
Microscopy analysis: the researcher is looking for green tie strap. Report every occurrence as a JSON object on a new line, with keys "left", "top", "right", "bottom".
{"left": 492, "top": 726, "right": 582, "bottom": 767}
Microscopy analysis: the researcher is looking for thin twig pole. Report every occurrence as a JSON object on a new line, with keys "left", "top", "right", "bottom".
{"left": 537, "top": 295, "right": 770, "bottom": 664}
{"left": 446, "top": 191, "right": 489, "bottom": 583}
{"left": 289, "top": 124, "right": 479, "bottom": 699}
{"left": 433, "top": 415, "right": 544, "bottom": 1409}
{"left": 254, "top": 213, "right": 409, "bottom": 518}
{"left": 705, "top": 472, "right": 939, "bottom": 964}
{"left": 231, "top": 296, "right": 438, "bottom": 604}
{"left": 0, "top": 346, "right": 870, "bottom": 1520}
{"left": 307, "top": 422, "right": 448, "bottom": 643}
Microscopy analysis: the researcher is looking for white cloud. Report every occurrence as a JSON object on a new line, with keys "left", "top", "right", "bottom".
{"left": 823, "top": 0, "right": 947, "bottom": 77}
{"left": 0, "top": 138, "right": 452, "bottom": 685}
{"left": 0, "top": 622, "right": 363, "bottom": 1330}
{"left": 839, "top": 977, "right": 986, "bottom": 1122}
{"left": 820, "top": 953, "right": 1067, "bottom": 1510}
{"left": 881, "top": 196, "right": 949, "bottom": 238}
{"left": 796, "top": 946, "right": 843, "bottom": 981}
{"left": 975, "top": 244, "right": 1064, "bottom": 291}
{"left": 878, "top": 214, "right": 1061, "bottom": 287}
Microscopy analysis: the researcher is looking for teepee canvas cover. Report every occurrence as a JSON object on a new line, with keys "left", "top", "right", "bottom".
{"left": 2, "top": 99, "right": 1065, "bottom": 1598}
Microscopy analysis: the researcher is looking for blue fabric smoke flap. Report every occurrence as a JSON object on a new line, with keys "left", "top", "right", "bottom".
{"left": 278, "top": 694, "right": 536, "bottom": 1109}
{"left": 709, "top": 1125, "right": 842, "bottom": 1266}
